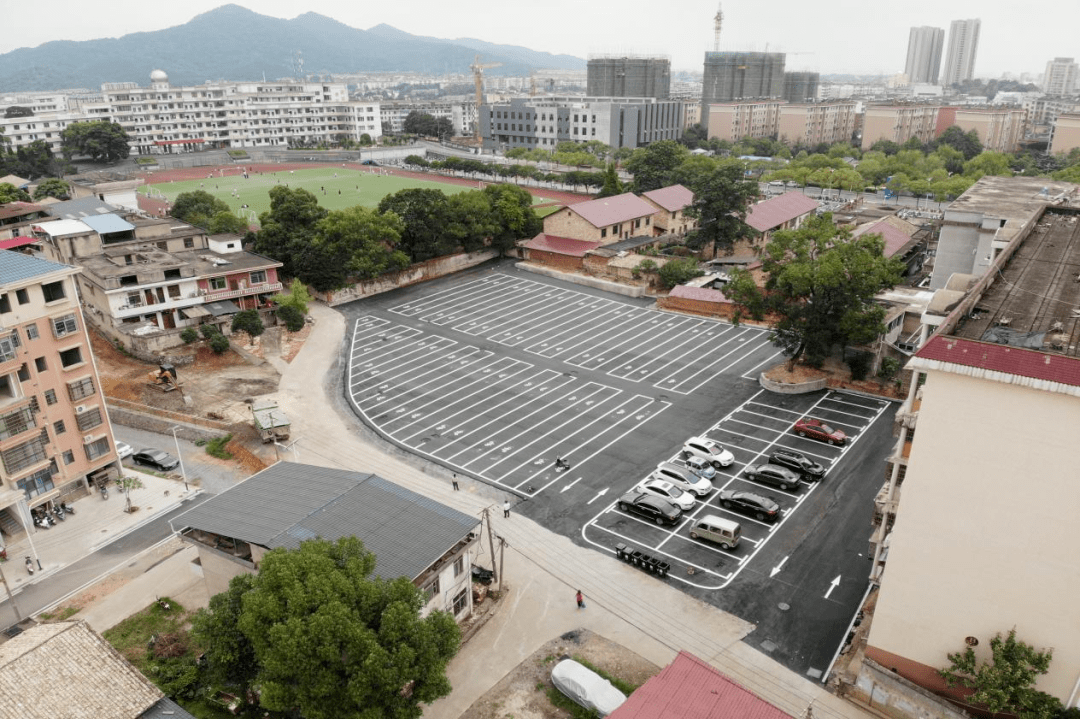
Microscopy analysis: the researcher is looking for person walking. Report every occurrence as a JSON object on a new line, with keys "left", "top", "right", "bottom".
{"left": 452, "top": 474, "right": 459, "bottom": 491}
{"left": 576, "top": 590, "right": 585, "bottom": 609}
{"left": 503, "top": 500, "right": 511, "bottom": 518}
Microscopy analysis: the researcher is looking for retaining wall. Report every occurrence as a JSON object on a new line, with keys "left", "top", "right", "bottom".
{"left": 759, "top": 372, "right": 828, "bottom": 394}
{"left": 317, "top": 250, "right": 500, "bottom": 306}
{"left": 515, "top": 263, "right": 645, "bottom": 297}
{"left": 844, "top": 659, "right": 970, "bottom": 719}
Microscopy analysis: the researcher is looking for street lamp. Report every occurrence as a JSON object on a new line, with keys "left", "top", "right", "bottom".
{"left": 169, "top": 426, "right": 189, "bottom": 492}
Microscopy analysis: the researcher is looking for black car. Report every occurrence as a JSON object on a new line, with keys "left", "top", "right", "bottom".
{"left": 718, "top": 490, "right": 781, "bottom": 522}
{"left": 132, "top": 449, "right": 180, "bottom": 472}
{"left": 743, "top": 463, "right": 801, "bottom": 491}
{"left": 769, "top": 449, "right": 826, "bottom": 481}
{"left": 617, "top": 489, "right": 682, "bottom": 526}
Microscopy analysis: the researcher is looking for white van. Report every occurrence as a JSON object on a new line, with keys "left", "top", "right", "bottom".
{"left": 689, "top": 514, "right": 741, "bottom": 550}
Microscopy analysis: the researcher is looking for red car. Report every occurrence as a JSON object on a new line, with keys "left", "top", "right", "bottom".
{"left": 793, "top": 417, "right": 847, "bottom": 445}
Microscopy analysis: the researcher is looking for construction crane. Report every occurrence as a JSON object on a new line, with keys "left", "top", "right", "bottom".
{"left": 713, "top": 2, "right": 723, "bottom": 51}
{"left": 470, "top": 55, "right": 503, "bottom": 143}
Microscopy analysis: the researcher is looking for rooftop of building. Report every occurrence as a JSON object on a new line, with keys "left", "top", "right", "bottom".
{"left": 0, "top": 249, "right": 76, "bottom": 286}
{"left": 78, "top": 244, "right": 277, "bottom": 282}
{"left": 523, "top": 234, "right": 600, "bottom": 257}
{"left": 565, "top": 192, "right": 658, "bottom": 228}
{"left": 745, "top": 192, "right": 819, "bottom": 233}
{"left": 641, "top": 184, "right": 693, "bottom": 212}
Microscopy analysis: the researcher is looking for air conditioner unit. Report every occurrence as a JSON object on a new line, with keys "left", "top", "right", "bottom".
{"left": 75, "top": 405, "right": 86, "bottom": 414}
{"left": 83, "top": 435, "right": 95, "bottom": 444}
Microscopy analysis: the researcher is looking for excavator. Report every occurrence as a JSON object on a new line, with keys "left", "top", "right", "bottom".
{"left": 147, "top": 363, "right": 181, "bottom": 393}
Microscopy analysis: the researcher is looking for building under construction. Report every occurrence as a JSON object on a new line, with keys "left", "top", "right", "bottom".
{"left": 587, "top": 56, "right": 671, "bottom": 99}
{"left": 782, "top": 71, "right": 820, "bottom": 103}
{"left": 701, "top": 51, "right": 785, "bottom": 122}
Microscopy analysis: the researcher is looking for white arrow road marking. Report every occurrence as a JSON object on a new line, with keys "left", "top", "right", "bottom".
{"left": 770, "top": 556, "right": 789, "bottom": 578}
{"left": 436, "top": 425, "right": 446, "bottom": 430}
{"left": 587, "top": 488, "right": 608, "bottom": 505}
{"left": 560, "top": 477, "right": 582, "bottom": 492}
{"left": 825, "top": 575, "right": 841, "bottom": 599}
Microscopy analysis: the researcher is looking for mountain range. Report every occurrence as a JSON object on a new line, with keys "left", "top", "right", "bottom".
{"left": 0, "top": 4, "right": 586, "bottom": 93}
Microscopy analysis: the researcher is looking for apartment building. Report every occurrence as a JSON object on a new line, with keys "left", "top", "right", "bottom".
{"left": 0, "top": 251, "right": 119, "bottom": 546}
{"left": 905, "top": 26, "right": 945, "bottom": 85}
{"left": 379, "top": 98, "right": 476, "bottom": 137}
{"left": 860, "top": 104, "right": 941, "bottom": 150}
{"left": 481, "top": 96, "right": 684, "bottom": 151}
{"left": 1042, "top": 57, "right": 1079, "bottom": 96}
{"left": 858, "top": 176, "right": 1080, "bottom": 712}
{"left": 938, "top": 106, "right": 1026, "bottom": 152}
{"left": 778, "top": 102, "right": 857, "bottom": 146}
{"left": 941, "top": 18, "right": 981, "bottom": 87}
{"left": 706, "top": 100, "right": 784, "bottom": 143}
{"left": 1049, "top": 112, "right": 1080, "bottom": 154}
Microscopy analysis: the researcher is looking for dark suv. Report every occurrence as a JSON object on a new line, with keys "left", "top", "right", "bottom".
{"left": 718, "top": 490, "right": 780, "bottom": 522}
{"left": 743, "top": 463, "right": 801, "bottom": 491}
{"left": 769, "top": 449, "right": 826, "bottom": 481}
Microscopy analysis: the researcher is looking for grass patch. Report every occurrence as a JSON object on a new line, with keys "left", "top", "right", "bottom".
{"left": 38, "top": 606, "right": 80, "bottom": 622}
{"left": 226, "top": 150, "right": 249, "bottom": 159}
{"left": 135, "top": 157, "right": 159, "bottom": 165}
{"left": 534, "top": 204, "right": 563, "bottom": 218}
{"left": 544, "top": 655, "right": 642, "bottom": 718}
{"left": 572, "top": 655, "right": 640, "bottom": 696}
{"left": 205, "top": 434, "right": 233, "bottom": 460}
{"left": 103, "top": 597, "right": 188, "bottom": 657}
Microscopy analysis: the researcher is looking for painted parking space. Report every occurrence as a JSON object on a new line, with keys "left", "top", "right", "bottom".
{"left": 581, "top": 388, "right": 892, "bottom": 589}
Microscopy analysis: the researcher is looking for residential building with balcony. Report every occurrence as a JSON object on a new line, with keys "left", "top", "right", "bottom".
{"left": 379, "top": 98, "right": 477, "bottom": 137}
{"left": 860, "top": 104, "right": 941, "bottom": 150}
{"left": 937, "top": 106, "right": 1027, "bottom": 153}
{"left": 778, "top": 102, "right": 858, "bottom": 146}
{"left": 0, "top": 251, "right": 119, "bottom": 551}
{"left": 705, "top": 100, "right": 784, "bottom": 143}
{"left": 1050, "top": 112, "right": 1080, "bottom": 155}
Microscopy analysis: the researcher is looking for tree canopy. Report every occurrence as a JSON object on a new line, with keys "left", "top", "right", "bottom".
{"left": 682, "top": 163, "right": 759, "bottom": 256}
{"left": 170, "top": 190, "right": 247, "bottom": 233}
{"left": 32, "top": 178, "right": 70, "bottom": 201}
{"left": 402, "top": 111, "right": 453, "bottom": 139}
{"left": 725, "top": 214, "right": 904, "bottom": 368}
{"left": 625, "top": 140, "right": 690, "bottom": 193}
{"left": 0, "top": 182, "right": 30, "bottom": 204}
{"left": 378, "top": 188, "right": 455, "bottom": 262}
{"left": 595, "top": 162, "right": 624, "bottom": 199}
{"left": 60, "top": 120, "right": 131, "bottom": 163}
{"left": 191, "top": 536, "right": 460, "bottom": 719}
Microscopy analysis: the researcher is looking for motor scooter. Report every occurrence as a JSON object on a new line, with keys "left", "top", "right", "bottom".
{"left": 33, "top": 510, "right": 50, "bottom": 530}
{"left": 99, "top": 482, "right": 109, "bottom": 500}
{"left": 61, "top": 501, "right": 76, "bottom": 516}
{"left": 52, "top": 504, "right": 65, "bottom": 522}
{"left": 25, "top": 556, "right": 34, "bottom": 575}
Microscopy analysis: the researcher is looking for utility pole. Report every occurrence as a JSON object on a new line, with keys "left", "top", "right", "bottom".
{"left": 0, "top": 562, "right": 22, "bottom": 622}
{"left": 497, "top": 536, "right": 506, "bottom": 594}
{"left": 483, "top": 508, "right": 498, "bottom": 583}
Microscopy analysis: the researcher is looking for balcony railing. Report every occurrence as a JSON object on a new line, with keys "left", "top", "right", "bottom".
{"left": 203, "top": 282, "right": 282, "bottom": 302}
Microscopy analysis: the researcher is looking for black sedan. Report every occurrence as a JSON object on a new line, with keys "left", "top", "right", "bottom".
{"left": 743, "top": 463, "right": 801, "bottom": 491}
{"left": 617, "top": 489, "right": 682, "bottom": 526}
{"left": 131, "top": 449, "right": 180, "bottom": 472}
{"left": 769, "top": 449, "right": 826, "bottom": 481}
{"left": 718, "top": 490, "right": 781, "bottom": 522}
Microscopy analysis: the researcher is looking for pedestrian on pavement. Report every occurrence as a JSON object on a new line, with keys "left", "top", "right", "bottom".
{"left": 576, "top": 590, "right": 585, "bottom": 609}
{"left": 503, "top": 500, "right": 511, "bottom": 518}
{"left": 452, "top": 474, "right": 459, "bottom": 491}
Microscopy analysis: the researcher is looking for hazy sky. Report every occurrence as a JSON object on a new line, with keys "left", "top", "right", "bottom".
{"left": 1, "top": 0, "right": 1075, "bottom": 78}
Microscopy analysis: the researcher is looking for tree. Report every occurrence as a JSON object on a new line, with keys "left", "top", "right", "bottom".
{"left": 117, "top": 475, "right": 145, "bottom": 514}
{"left": 595, "top": 162, "right": 624, "bottom": 198}
{"left": 939, "top": 629, "right": 1060, "bottom": 719}
{"left": 273, "top": 277, "right": 312, "bottom": 316}
{"left": 657, "top": 257, "right": 703, "bottom": 289}
{"left": 60, "top": 120, "right": 131, "bottom": 163}
{"left": 170, "top": 189, "right": 233, "bottom": 226}
{"left": 208, "top": 333, "right": 230, "bottom": 354}
{"left": 0, "top": 183, "right": 31, "bottom": 203}
{"left": 231, "top": 310, "right": 265, "bottom": 343}
{"left": 625, "top": 140, "right": 690, "bottom": 192}
{"left": 683, "top": 163, "right": 759, "bottom": 256}
{"left": 309, "top": 206, "right": 410, "bottom": 289}
{"left": 445, "top": 191, "right": 498, "bottom": 253}
{"left": 253, "top": 186, "right": 328, "bottom": 278}
{"left": 963, "top": 151, "right": 1013, "bottom": 180}
{"left": 180, "top": 327, "right": 199, "bottom": 344}
{"left": 192, "top": 537, "right": 460, "bottom": 719}
{"left": 725, "top": 214, "right": 904, "bottom": 369}
{"left": 482, "top": 183, "right": 542, "bottom": 254}
{"left": 32, "top": 178, "right": 70, "bottom": 201}
{"left": 378, "top": 188, "right": 454, "bottom": 261}
{"left": 11, "top": 140, "right": 60, "bottom": 179}
{"left": 276, "top": 304, "right": 305, "bottom": 332}
{"left": 934, "top": 126, "right": 983, "bottom": 160}
{"left": 207, "top": 210, "right": 248, "bottom": 234}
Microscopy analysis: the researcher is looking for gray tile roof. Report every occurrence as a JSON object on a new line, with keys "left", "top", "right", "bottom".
{"left": 139, "top": 698, "right": 198, "bottom": 719}
{"left": 0, "top": 250, "right": 74, "bottom": 287}
{"left": 172, "top": 462, "right": 479, "bottom": 581}
{"left": 48, "top": 197, "right": 120, "bottom": 219}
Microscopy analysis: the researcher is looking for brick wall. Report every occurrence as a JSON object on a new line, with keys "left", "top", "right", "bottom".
{"left": 525, "top": 249, "right": 585, "bottom": 272}
{"left": 542, "top": 208, "right": 602, "bottom": 242}
{"left": 656, "top": 295, "right": 737, "bottom": 319}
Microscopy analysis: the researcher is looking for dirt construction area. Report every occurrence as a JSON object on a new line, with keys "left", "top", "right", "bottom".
{"left": 463, "top": 628, "right": 658, "bottom": 719}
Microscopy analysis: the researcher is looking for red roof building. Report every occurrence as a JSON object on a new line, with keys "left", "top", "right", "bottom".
{"left": 642, "top": 185, "right": 697, "bottom": 236}
{"left": 522, "top": 233, "right": 601, "bottom": 272}
{"left": 745, "top": 192, "right": 818, "bottom": 238}
{"left": 608, "top": 651, "right": 792, "bottom": 719}
{"left": 543, "top": 192, "right": 658, "bottom": 244}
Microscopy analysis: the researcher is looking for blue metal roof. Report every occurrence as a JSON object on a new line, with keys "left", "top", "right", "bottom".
{"left": 81, "top": 213, "right": 135, "bottom": 234}
{"left": 0, "top": 250, "right": 74, "bottom": 287}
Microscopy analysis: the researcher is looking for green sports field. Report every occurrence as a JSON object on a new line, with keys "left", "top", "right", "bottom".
{"left": 140, "top": 167, "right": 552, "bottom": 225}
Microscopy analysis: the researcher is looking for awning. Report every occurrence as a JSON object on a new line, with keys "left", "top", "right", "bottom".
{"left": 182, "top": 305, "right": 211, "bottom": 318}
{"left": 81, "top": 213, "right": 136, "bottom": 235}
{"left": 205, "top": 300, "right": 240, "bottom": 316}
{"left": 0, "top": 236, "right": 37, "bottom": 250}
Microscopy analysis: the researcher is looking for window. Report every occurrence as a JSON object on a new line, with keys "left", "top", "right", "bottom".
{"left": 59, "top": 347, "right": 83, "bottom": 368}
{"left": 44, "top": 389, "right": 56, "bottom": 405}
{"left": 209, "top": 277, "right": 227, "bottom": 290}
{"left": 62, "top": 450, "right": 75, "bottom": 465}
{"left": 34, "top": 357, "right": 47, "bottom": 373}
{"left": 2, "top": 433, "right": 48, "bottom": 474}
{"left": 84, "top": 436, "right": 110, "bottom": 461}
{"left": 167, "top": 284, "right": 181, "bottom": 299}
{"left": 250, "top": 270, "right": 267, "bottom": 285}
{"left": 452, "top": 588, "right": 468, "bottom": 614}
{"left": 15, "top": 288, "right": 29, "bottom": 305}
{"left": 76, "top": 407, "right": 103, "bottom": 432}
{"left": 423, "top": 576, "right": 441, "bottom": 601}
{"left": 53, "top": 419, "right": 66, "bottom": 435}
{"left": 0, "top": 406, "right": 36, "bottom": 441}
{"left": 26, "top": 323, "right": 38, "bottom": 341}
{"left": 601, "top": 228, "right": 607, "bottom": 238}
{"left": 0, "top": 337, "right": 15, "bottom": 364}
{"left": 16, "top": 465, "right": 54, "bottom": 500}
{"left": 183, "top": 238, "right": 194, "bottom": 249}
{"left": 52, "top": 314, "right": 78, "bottom": 338}
{"left": 453, "top": 555, "right": 465, "bottom": 577}
{"left": 68, "top": 377, "right": 94, "bottom": 401}
{"left": 41, "top": 281, "right": 65, "bottom": 303}
{"left": 0, "top": 294, "right": 9, "bottom": 313}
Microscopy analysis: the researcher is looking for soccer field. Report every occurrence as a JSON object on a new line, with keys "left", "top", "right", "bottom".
{"left": 140, "top": 166, "right": 550, "bottom": 225}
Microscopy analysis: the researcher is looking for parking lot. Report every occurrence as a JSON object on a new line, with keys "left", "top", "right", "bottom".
{"left": 582, "top": 388, "right": 891, "bottom": 590}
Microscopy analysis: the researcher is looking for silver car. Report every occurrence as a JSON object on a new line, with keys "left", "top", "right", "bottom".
{"left": 651, "top": 462, "right": 713, "bottom": 497}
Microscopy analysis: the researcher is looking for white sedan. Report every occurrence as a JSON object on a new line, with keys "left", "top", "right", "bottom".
{"left": 636, "top": 478, "right": 695, "bottom": 511}
{"left": 115, "top": 441, "right": 134, "bottom": 460}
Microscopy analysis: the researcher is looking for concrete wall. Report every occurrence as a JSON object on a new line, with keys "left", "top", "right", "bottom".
{"left": 318, "top": 250, "right": 499, "bottom": 306}
{"left": 846, "top": 658, "right": 971, "bottom": 719}
{"left": 517, "top": 263, "right": 645, "bottom": 297}
{"left": 759, "top": 373, "right": 827, "bottom": 394}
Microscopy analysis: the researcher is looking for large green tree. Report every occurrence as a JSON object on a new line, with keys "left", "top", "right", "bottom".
{"left": 939, "top": 629, "right": 1060, "bottom": 719}
{"left": 625, "top": 140, "right": 690, "bottom": 192}
{"left": 307, "top": 206, "right": 410, "bottom": 290}
{"left": 378, "top": 188, "right": 454, "bottom": 261}
{"left": 725, "top": 214, "right": 904, "bottom": 368}
{"left": 481, "top": 183, "right": 542, "bottom": 254}
{"left": 933, "top": 125, "right": 983, "bottom": 160}
{"left": 60, "top": 120, "right": 131, "bottom": 163}
{"left": 253, "top": 186, "right": 328, "bottom": 278}
{"left": 445, "top": 191, "right": 498, "bottom": 253}
{"left": 683, "top": 163, "right": 759, "bottom": 256}
{"left": 595, "top": 162, "right": 624, "bottom": 199}
{"left": 31, "top": 178, "right": 70, "bottom": 201}
{"left": 192, "top": 537, "right": 460, "bottom": 719}
{"left": 0, "top": 182, "right": 31, "bottom": 204}
{"left": 169, "top": 190, "right": 247, "bottom": 233}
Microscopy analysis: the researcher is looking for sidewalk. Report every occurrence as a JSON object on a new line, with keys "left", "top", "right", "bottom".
{"left": 1, "top": 469, "right": 197, "bottom": 595}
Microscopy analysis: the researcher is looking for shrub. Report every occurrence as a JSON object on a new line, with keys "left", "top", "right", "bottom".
{"left": 277, "top": 304, "right": 305, "bottom": 332}
{"left": 205, "top": 434, "right": 233, "bottom": 460}
{"left": 231, "top": 310, "right": 264, "bottom": 341}
{"left": 226, "top": 149, "right": 249, "bottom": 158}
{"left": 878, "top": 356, "right": 901, "bottom": 380}
{"left": 135, "top": 157, "right": 158, "bottom": 165}
{"left": 151, "top": 632, "right": 189, "bottom": 659}
{"left": 208, "top": 333, "right": 230, "bottom": 354}
{"left": 199, "top": 324, "right": 219, "bottom": 340}
{"left": 847, "top": 352, "right": 873, "bottom": 381}
{"left": 179, "top": 327, "right": 199, "bottom": 344}
{"left": 657, "top": 257, "right": 703, "bottom": 289}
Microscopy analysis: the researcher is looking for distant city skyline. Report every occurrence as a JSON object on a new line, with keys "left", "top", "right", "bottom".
{"left": 1, "top": 0, "right": 1076, "bottom": 79}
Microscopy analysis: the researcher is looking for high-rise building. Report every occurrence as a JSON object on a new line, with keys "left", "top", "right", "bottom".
{"left": 941, "top": 19, "right": 981, "bottom": 87}
{"left": 587, "top": 57, "right": 671, "bottom": 99}
{"left": 905, "top": 26, "right": 945, "bottom": 85}
{"left": 700, "top": 52, "right": 785, "bottom": 122}
{"left": 1042, "top": 57, "right": 1079, "bottom": 95}
{"left": 782, "top": 72, "right": 820, "bottom": 103}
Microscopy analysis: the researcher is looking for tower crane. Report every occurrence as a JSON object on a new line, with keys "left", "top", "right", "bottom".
{"left": 471, "top": 55, "right": 503, "bottom": 143}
